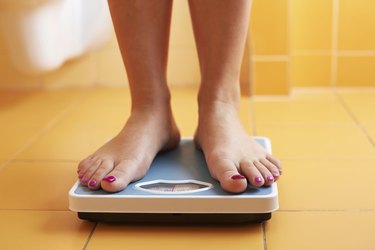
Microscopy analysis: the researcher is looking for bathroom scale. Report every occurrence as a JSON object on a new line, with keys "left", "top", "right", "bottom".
{"left": 69, "top": 137, "right": 279, "bottom": 224}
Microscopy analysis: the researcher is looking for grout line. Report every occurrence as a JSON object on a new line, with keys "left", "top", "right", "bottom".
{"left": 338, "top": 50, "right": 375, "bottom": 56}
{"left": 262, "top": 222, "right": 267, "bottom": 250}
{"left": 278, "top": 209, "right": 375, "bottom": 212}
{"left": 286, "top": 0, "right": 292, "bottom": 94}
{"left": 82, "top": 222, "right": 98, "bottom": 250}
{"left": 334, "top": 87, "right": 375, "bottom": 92}
{"left": 8, "top": 159, "right": 79, "bottom": 164}
{"left": 291, "top": 50, "right": 375, "bottom": 57}
{"left": 2, "top": 208, "right": 374, "bottom": 212}
{"left": 249, "top": 98, "right": 257, "bottom": 136}
{"left": 335, "top": 93, "right": 375, "bottom": 148}
{"left": 247, "top": 50, "right": 375, "bottom": 58}
{"left": 330, "top": 0, "right": 339, "bottom": 88}
{"left": 0, "top": 208, "right": 71, "bottom": 212}
{"left": 251, "top": 55, "right": 289, "bottom": 62}
{"left": 291, "top": 50, "right": 332, "bottom": 56}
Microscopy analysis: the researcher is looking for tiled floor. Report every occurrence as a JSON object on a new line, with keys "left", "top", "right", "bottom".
{"left": 0, "top": 87, "right": 374, "bottom": 249}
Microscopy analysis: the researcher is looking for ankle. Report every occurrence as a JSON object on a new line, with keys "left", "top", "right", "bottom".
{"left": 131, "top": 90, "right": 172, "bottom": 114}
{"left": 197, "top": 86, "right": 240, "bottom": 113}
{"left": 198, "top": 80, "right": 240, "bottom": 106}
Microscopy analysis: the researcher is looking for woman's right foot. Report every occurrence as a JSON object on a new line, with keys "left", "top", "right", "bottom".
{"left": 77, "top": 103, "right": 180, "bottom": 192}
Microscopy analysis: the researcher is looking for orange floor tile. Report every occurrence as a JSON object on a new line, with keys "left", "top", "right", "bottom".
{"left": 0, "top": 211, "right": 94, "bottom": 250}
{"left": 87, "top": 224, "right": 262, "bottom": 250}
{"left": 0, "top": 87, "right": 374, "bottom": 250}
{"left": 266, "top": 211, "right": 375, "bottom": 250}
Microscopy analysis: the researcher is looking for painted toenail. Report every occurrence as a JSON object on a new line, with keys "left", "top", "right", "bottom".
{"left": 103, "top": 176, "right": 116, "bottom": 183}
{"left": 82, "top": 177, "right": 89, "bottom": 183}
{"left": 273, "top": 172, "right": 280, "bottom": 177}
{"left": 267, "top": 176, "right": 274, "bottom": 181}
{"left": 89, "top": 180, "right": 97, "bottom": 187}
{"left": 78, "top": 174, "right": 84, "bottom": 179}
{"left": 231, "top": 174, "right": 246, "bottom": 180}
{"left": 255, "top": 177, "right": 262, "bottom": 183}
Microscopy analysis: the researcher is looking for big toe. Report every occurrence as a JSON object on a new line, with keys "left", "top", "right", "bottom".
{"left": 100, "top": 160, "right": 144, "bottom": 193}
{"left": 212, "top": 159, "right": 248, "bottom": 193}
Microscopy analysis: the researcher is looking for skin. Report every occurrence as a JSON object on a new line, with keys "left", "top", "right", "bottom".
{"left": 77, "top": 0, "right": 282, "bottom": 193}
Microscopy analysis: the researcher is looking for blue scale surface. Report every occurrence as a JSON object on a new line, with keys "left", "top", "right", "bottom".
{"left": 73, "top": 139, "right": 273, "bottom": 197}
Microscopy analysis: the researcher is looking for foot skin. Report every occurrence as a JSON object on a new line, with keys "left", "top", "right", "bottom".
{"left": 195, "top": 100, "right": 282, "bottom": 193}
{"left": 77, "top": 107, "right": 180, "bottom": 192}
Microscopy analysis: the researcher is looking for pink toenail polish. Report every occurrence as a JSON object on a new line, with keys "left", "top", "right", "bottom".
{"left": 103, "top": 176, "right": 116, "bottom": 183}
{"left": 273, "top": 172, "right": 280, "bottom": 177}
{"left": 231, "top": 174, "right": 246, "bottom": 180}
{"left": 78, "top": 174, "right": 84, "bottom": 179}
{"left": 267, "top": 176, "right": 274, "bottom": 181}
{"left": 82, "top": 177, "right": 89, "bottom": 183}
{"left": 89, "top": 180, "right": 97, "bottom": 187}
{"left": 255, "top": 177, "right": 262, "bottom": 183}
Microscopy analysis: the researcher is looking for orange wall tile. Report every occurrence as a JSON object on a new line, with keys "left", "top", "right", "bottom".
{"left": 251, "top": 0, "right": 288, "bottom": 55}
{"left": 291, "top": 0, "right": 332, "bottom": 50}
{"left": 337, "top": 56, "right": 375, "bottom": 86}
{"left": 339, "top": 0, "right": 375, "bottom": 50}
{"left": 254, "top": 61, "right": 289, "bottom": 95}
{"left": 291, "top": 56, "right": 331, "bottom": 87}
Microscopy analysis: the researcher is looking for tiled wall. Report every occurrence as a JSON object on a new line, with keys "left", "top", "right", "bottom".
{"left": 1, "top": 1, "right": 375, "bottom": 94}
{"left": 250, "top": 0, "right": 375, "bottom": 94}
{"left": 250, "top": 0, "right": 289, "bottom": 95}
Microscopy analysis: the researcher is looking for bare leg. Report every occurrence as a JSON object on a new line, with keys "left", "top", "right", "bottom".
{"left": 189, "top": 0, "right": 282, "bottom": 193}
{"left": 77, "top": 0, "right": 180, "bottom": 192}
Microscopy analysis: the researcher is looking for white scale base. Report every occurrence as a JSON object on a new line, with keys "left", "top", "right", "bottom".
{"left": 69, "top": 137, "right": 278, "bottom": 224}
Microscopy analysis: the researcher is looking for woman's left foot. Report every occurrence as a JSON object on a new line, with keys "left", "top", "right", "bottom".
{"left": 195, "top": 98, "right": 282, "bottom": 193}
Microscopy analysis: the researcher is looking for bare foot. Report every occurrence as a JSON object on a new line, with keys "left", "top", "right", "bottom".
{"left": 77, "top": 105, "right": 180, "bottom": 192}
{"left": 195, "top": 99, "right": 282, "bottom": 193}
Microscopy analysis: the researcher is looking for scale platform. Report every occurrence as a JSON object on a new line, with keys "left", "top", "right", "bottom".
{"left": 69, "top": 137, "right": 278, "bottom": 224}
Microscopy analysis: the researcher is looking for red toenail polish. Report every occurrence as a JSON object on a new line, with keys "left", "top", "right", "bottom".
{"left": 89, "top": 180, "right": 97, "bottom": 187}
{"left": 267, "top": 176, "right": 274, "bottom": 181}
{"left": 82, "top": 177, "right": 89, "bottom": 183}
{"left": 231, "top": 174, "right": 246, "bottom": 180}
{"left": 255, "top": 177, "right": 262, "bottom": 183}
{"left": 103, "top": 176, "right": 116, "bottom": 183}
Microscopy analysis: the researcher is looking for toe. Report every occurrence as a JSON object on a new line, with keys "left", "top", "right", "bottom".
{"left": 253, "top": 161, "right": 274, "bottom": 186}
{"left": 266, "top": 154, "right": 283, "bottom": 174}
{"left": 210, "top": 159, "right": 248, "bottom": 193}
{"left": 240, "top": 161, "right": 265, "bottom": 187}
{"left": 77, "top": 155, "right": 96, "bottom": 179}
{"left": 260, "top": 158, "right": 280, "bottom": 181}
{"left": 88, "top": 159, "right": 114, "bottom": 190}
{"left": 80, "top": 158, "right": 102, "bottom": 186}
{"left": 101, "top": 159, "right": 144, "bottom": 193}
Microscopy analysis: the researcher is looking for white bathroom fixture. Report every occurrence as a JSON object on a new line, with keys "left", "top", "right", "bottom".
{"left": 0, "top": 0, "right": 112, "bottom": 74}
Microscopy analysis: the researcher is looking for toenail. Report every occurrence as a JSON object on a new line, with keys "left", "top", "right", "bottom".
{"left": 81, "top": 177, "right": 89, "bottom": 183}
{"left": 103, "top": 176, "right": 116, "bottom": 183}
{"left": 267, "top": 176, "right": 274, "bottom": 181}
{"left": 273, "top": 172, "right": 280, "bottom": 177}
{"left": 78, "top": 174, "right": 84, "bottom": 179}
{"left": 231, "top": 174, "right": 246, "bottom": 180}
{"left": 255, "top": 177, "right": 262, "bottom": 183}
{"left": 89, "top": 180, "right": 97, "bottom": 187}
